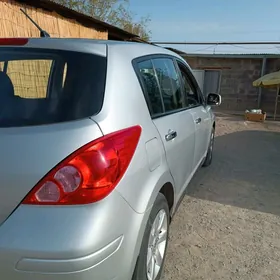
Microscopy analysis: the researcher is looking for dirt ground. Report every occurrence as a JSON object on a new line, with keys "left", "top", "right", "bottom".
{"left": 163, "top": 113, "right": 280, "bottom": 280}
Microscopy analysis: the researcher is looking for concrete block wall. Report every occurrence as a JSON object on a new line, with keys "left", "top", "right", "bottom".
{"left": 186, "top": 57, "right": 263, "bottom": 112}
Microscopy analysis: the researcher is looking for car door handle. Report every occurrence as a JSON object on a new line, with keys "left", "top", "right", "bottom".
{"left": 165, "top": 130, "right": 177, "bottom": 141}
{"left": 195, "top": 117, "right": 202, "bottom": 124}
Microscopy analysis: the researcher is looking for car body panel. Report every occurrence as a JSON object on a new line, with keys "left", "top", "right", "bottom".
{"left": 153, "top": 110, "right": 195, "bottom": 198}
{"left": 0, "top": 119, "right": 102, "bottom": 225}
{"left": 0, "top": 38, "right": 217, "bottom": 280}
{"left": 24, "top": 38, "right": 108, "bottom": 57}
{"left": 189, "top": 105, "right": 212, "bottom": 169}
{"left": 91, "top": 43, "right": 176, "bottom": 215}
{"left": 0, "top": 190, "right": 150, "bottom": 280}
{"left": 16, "top": 236, "right": 124, "bottom": 273}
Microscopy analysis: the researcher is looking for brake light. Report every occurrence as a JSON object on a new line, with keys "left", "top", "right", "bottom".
{"left": 0, "top": 38, "right": 28, "bottom": 46}
{"left": 22, "top": 126, "right": 142, "bottom": 205}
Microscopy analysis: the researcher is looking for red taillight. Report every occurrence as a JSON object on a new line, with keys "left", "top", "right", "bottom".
{"left": 0, "top": 38, "right": 28, "bottom": 46}
{"left": 22, "top": 126, "right": 142, "bottom": 205}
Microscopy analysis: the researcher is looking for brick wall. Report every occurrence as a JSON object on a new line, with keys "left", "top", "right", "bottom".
{"left": 186, "top": 57, "right": 264, "bottom": 112}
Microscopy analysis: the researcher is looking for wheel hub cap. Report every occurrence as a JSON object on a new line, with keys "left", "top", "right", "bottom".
{"left": 146, "top": 209, "right": 168, "bottom": 280}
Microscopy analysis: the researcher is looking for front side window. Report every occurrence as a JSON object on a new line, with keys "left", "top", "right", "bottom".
{"left": 177, "top": 62, "right": 201, "bottom": 108}
{"left": 152, "top": 58, "right": 183, "bottom": 112}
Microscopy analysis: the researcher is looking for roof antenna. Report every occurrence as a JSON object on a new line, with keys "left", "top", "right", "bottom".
{"left": 20, "top": 8, "right": 50, "bottom": 38}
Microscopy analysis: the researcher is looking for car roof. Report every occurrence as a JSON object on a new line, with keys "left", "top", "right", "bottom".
{"left": 2, "top": 38, "right": 184, "bottom": 61}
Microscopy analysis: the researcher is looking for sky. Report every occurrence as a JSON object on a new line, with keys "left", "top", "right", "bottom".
{"left": 129, "top": 0, "right": 280, "bottom": 54}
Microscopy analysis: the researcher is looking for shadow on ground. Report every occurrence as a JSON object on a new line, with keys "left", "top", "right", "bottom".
{"left": 214, "top": 111, "right": 280, "bottom": 122}
{"left": 187, "top": 130, "right": 280, "bottom": 216}
{"left": 214, "top": 112, "right": 245, "bottom": 122}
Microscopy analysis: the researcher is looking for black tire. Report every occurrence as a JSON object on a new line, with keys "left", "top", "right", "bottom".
{"left": 202, "top": 127, "right": 215, "bottom": 167}
{"left": 132, "top": 193, "right": 170, "bottom": 280}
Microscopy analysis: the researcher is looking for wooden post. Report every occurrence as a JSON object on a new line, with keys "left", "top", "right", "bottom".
{"left": 274, "top": 85, "right": 280, "bottom": 120}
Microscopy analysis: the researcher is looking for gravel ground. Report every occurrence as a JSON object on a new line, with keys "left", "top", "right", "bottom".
{"left": 163, "top": 114, "right": 280, "bottom": 280}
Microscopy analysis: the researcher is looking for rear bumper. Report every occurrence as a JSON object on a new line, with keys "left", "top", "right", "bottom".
{"left": 0, "top": 191, "right": 149, "bottom": 280}
{"left": 16, "top": 236, "right": 123, "bottom": 273}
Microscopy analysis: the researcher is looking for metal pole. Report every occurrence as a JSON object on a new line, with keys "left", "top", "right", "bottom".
{"left": 257, "top": 58, "right": 267, "bottom": 108}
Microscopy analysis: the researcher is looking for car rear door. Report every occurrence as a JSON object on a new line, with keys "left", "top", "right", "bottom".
{"left": 135, "top": 56, "right": 196, "bottom": 198}
{"left": 175, "top": 59, "right": 212, "bottom": 170}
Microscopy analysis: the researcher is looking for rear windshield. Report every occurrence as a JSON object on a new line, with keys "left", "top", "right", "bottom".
{"left": 0, "top": 48, "right": 106, "bottom": 127}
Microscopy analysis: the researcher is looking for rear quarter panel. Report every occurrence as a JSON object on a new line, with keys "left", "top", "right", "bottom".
{"left": 92, "top": 45, "right": 175, "bottom": 215}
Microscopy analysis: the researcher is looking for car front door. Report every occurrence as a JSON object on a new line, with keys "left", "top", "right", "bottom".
{"left": 175, "top": 60, "right": 212, "bottom": 170}
{"left": 136, "top": 57, "right": 196, "bottom": 198}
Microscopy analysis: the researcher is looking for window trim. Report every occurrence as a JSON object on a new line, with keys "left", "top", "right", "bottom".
{"left": 132, "top": 54, "right": 196, "bottom": 119}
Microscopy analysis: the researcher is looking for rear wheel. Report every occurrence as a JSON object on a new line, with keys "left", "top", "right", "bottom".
{"left": 202, "top": 127, "right": 215, "bottom": 167}
{"left": 133, "top": 193, "right": 170, "bottom": 280}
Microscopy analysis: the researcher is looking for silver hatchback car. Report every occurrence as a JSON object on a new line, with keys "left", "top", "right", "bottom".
{"left": 0, "top": 38, "right": 221, "bottom": 280}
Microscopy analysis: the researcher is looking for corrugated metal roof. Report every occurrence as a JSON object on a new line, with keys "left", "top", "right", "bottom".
{"left": 15, "top": 0, "right": 141, "bottom": 40}
{"left": 165, "top": 47, "right": 186, "bottom": 54}
{"left": 182, "top": 53, "right": 280, "bottom": 59}
{"left": 165, "top": 48, "right": 280, "bottom": 59}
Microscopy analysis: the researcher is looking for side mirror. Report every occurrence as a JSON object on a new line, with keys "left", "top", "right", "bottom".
{"left": 207, "top": 93, "right": 221, "bottom": 106}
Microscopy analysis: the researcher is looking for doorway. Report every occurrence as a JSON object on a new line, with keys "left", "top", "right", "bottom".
{"left": 192, "top": 70, "right": 205, "bottom": 93}
{"left": 203, "top": 70, "right": 221, "bottom": 96}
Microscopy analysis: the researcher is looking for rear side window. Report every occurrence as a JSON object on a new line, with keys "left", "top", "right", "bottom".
{"left": 138, "top": 59, "right": 164, "bottom": 115}
{"left": 152, "top": 58, "right": 183, "bottom": 112}
{"left": 0, "top": 48, "right": 106, "bottom": 127}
